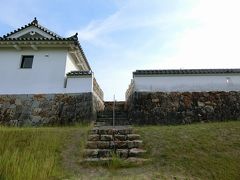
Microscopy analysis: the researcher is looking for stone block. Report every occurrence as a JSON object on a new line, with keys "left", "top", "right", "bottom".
{"left": 9, "top": 104, "right": 16, "bottom": 109}
{"left": 97, "top": 141, "right": 110, "bottom": 149}
{"left": 100, "top": 135, "right": 113, "bottom": 141}
{"left": 128, "top": 140, "right": 143, "bottom": 148}
{"left": 129, "top": 148, "right": 146, "bottom": 157}
{"left": 98, "top": 149, "right": 112, "bottom": 158}
{"left": 114, "top": 135, "right": 127, "bottom": 141}
{"left": 33, "top": 108, "right": 42, "bottom": 114}
{"left": 99, "top": 129, "right": 111, "bottom": 135}
{"left": 205, "top": 105, "right": 214, "bottom": 113}
{"left": 83, "top": 149, "right": 98, "bottom": 158}
{"left": 127, "top": 134, "right": 140, "bottom": 141}
{"left": 31, "top": 116, "right": 42, "bottom": 125}
{"left": 109, "top": 141, "right": 115, "bottom": 149}
{"left": 116, "top": 149, "right": 129, "bottom": 158}
{"left": 152, "top": 98, "right": 159, "bottom": 103}
{"left": 8, "top": 120, "right": 19, "bottom": 126}
{"left": 88, "top": 134, "right": 100, "bottom": 141}
{"left": 115, "top": 141, "right": 128, "bottom": 149}
{"left": 86, "top": 141, "right": 98, "bottom": 149}
{"left": 197, "top": 101, "right": 205, "bottom": 107}
{"left": 106, "top": 129, "right": 114, "bottom": 135}
{"left": 127, "top": 141, "right": 134, "bottom": 149}
{"left": 83, "top": 157, "right": 112, "bottom": 163}
{"left": 90, "top": 128, "right": 99, "bottom": 134}
{"left": 116, "top": 128, "right": 133, "bottom": 135}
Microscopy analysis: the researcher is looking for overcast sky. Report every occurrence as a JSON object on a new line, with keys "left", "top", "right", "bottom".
{"left": 1, "top": 0, "right": 240, "bottom": 100}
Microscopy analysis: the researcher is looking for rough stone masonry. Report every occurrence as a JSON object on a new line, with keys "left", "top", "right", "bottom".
{"left": 0, "top": 92, "right": 104, "bottom": 126}
{"left": 126, "top": 91, "right": 240, "bottom": 125}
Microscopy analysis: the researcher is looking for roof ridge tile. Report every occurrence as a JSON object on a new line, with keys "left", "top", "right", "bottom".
{"left": 133, "top": 69, "right": 240, "bottom": 75}
{"left": 1, "top": 17, "right": 62, "bottom": 39}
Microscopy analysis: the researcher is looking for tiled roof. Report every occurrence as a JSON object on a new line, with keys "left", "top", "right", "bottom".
{"left": 0, "top": 18, "right": 91, "bottom": 70}
{"left": 2, "top": 17, "right": 62, "bottom": 38}
{"left": 67, "top": 71, "right": 92, "bottom": 77}
{"left": 0, "top": 37, "right": 76, "bottom": 41}
{"left": 133, "top": 69, "right": 240, "bottom": 75}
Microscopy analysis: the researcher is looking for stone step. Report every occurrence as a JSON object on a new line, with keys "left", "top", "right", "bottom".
{"left": 115, "top": 149, "right": 129, "bottom": 158}
{"left": 97, "top": 118, "right": 128, "bottom": 121}
{"left": 100, "top": 135, "right": 114, "bottom": 141}
{"left": 97, "top": 114, "right": 128, "bottom": 118}
{"left": 86, "top": 140, "right": 143, "bottom": 149}
{"left": 95, "top": 120, "right": 130, "bottom": 126}
{"left": 126, "top": 134, "right": 141, "bottom": 141}
{"left": 89, "top": 126, "right": 133, "bottom": 135}
{"left": 98, "top": 111, "right": 128, "bottom": 115}
{"left": 129, "top": 148, "right": 146, "bottom": 157}
{"left": 83, "top": 157, "right": 112, "bottom": 163}
{"left": 82, "top": 157, "right": 149, "bottom": 165}
{"left": 87, "top": 141, "right": 113, "bottom": 149}
{"left": 97, "top": 113, "right": 128, "bottom": 117}
{"left": 83, "top": 126, "right": 147, "bottom": 163}
{"left": 94, "top": 122, "right": 107, "bottom": 127}
{"left": 115, "top": 140, "right": 143, "bottom": 149}
{"left": 88, "top": 133, "right": 141, "bottom": 141}
{"left": 96, "top": 120, "right": 128, "bottom": 124}
{"left": 83, "top": 149, "right": 112, "bottom": 158}
{"left": 98, "top": 110, "right": 128, "bottom": 114}
{"left": 97, "top": 117, "right": 128, "bottom": 120}
{"left": 83, "top": 148, "right": 146, "bottom": 158}
{"left": 98, "top": 112, "right": 127, "bottom": 116}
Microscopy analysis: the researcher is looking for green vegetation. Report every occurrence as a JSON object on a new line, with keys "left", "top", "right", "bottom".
{"left": 0, "top": 121, "right": 240, "bottom": 179}
{"left": 137, "top": 121, "right": 240, "bottom": 179}
{"left": 0, "top": 126, "right": 89, "bottom": 180}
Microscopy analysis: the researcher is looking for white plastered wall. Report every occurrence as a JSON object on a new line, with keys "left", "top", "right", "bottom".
{"left": 134, "top": 74, "right": 240, "bottom": 92}
{"left": 66, "top": 76, "right": 93, "bottom": 93}
{"left": 0, "top": 47, "right": 94, "bottom": 94}
{"left": 0, "top": 48, "right": 69, "bottom": 94}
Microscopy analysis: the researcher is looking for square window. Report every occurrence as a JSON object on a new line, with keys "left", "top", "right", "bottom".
{"left": 20, "top": 55, "right": 33, "bottom": 68}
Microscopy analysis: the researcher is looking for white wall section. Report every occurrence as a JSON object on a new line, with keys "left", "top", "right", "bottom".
{"left": 0, "top": 48, "right": 93, "bottom": 94}
{"left": 66, "top": 76, "right": 93, "bottom": 93}
{"left": 134, "top": 74, "right": 240, "bottom": 92}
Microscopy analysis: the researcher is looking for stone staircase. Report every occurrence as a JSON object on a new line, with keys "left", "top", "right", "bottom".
{"left": 83, "top": 126, "right": 147, "bottom": 163}
{"left": 95, "top": 101, "right": 130, "bottom": 126}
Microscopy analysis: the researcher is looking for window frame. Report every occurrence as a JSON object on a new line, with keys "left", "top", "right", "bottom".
{"left": 20, "top": 55, "right": 34, "bottom": 69}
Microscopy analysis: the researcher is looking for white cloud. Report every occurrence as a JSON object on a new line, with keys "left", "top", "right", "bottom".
{"left": 68, "top": 0, "right": 185, "bottom": 47}
{"left": 153, "top": 0, "right": 240, "bottom": 69}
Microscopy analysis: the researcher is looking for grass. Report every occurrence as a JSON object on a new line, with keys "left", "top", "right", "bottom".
{"left": 0, "top": 125, "right": 89, "bottom": 180}
{"left": 84, "top": 152, "right": 137, "bottom": 170}
{"left": 136, "top": 121, "right": 240, "bottom": 179}
{"left": 0, "top": 121, "right": 240, "bottom": 179}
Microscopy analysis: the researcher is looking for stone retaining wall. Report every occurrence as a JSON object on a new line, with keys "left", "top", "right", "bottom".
{"left": 0, "top": 92, "right": 104, "bottom": 126}
{"left": 126, "top": 91, "right": 240, "bottom": 125}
